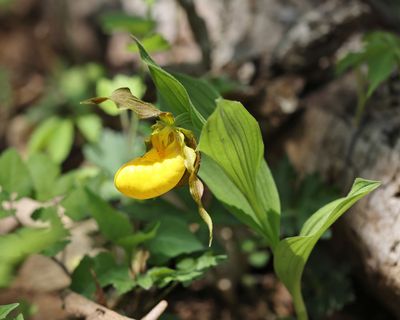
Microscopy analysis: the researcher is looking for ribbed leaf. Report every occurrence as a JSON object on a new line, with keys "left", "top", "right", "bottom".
{"left": 274, "top": 178, "right": 380, "bottom": 315}
{"left": 199, "top": 99, "right": 280, "bottom": 247}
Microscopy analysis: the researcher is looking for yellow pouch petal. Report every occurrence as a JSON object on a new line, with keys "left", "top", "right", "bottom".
{"left": 114, "top": 147, "right": 186, "bottom": 200}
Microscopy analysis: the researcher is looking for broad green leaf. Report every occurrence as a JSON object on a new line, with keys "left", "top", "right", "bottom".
{"left": 76, "top": 114, "right": 102, "bottom": 143}
{"left": 127, "top": 33, "right": 170, "bottom": 53}
{"left": 199, "top": 99, "right": 280, "bottom": 247}
{"left": 28, "top": 117, "right": 60, "bottom": 155}
{"left": 99, "top": 12, "right": 155, "bottom": 35}
{"left": 71, "top": 252, "right": 135, "bottom": 298}
{"left": 171, "top": 72, "right": 220, "bottom": 120}
{"left": 0, "top": 215, "right": 68, "bottom": 286}
{"left": 0, "top": 303, "right": 19, "bottom": 319}
{"left": 198, "top": 155, "right": 263, "bottom": 234}
{"left": 85, "top": 189, "right": 133, "bottom": 242}
{"left": 274, "top": 178, "right": 380, "bottom": 316}
{"left": 0, "top": 149, "right": 31, "bottom": 198}
{"left": 96, "top": 75, "right": 146, "bottom": 115}
{"left": 134, "top": 38, "right": 205, "bottom": 132}
{"left": 146, "top": 217, "right": 203, "bottom": 264}
{"left": 26, "top": 153, "right": 60, "bottom": 201}
{"left": 28, "top": 117, "right": 74, "bottom": 164}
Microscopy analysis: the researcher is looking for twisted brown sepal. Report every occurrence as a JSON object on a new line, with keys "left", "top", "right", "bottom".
{"left": 189, "top": 174, "right": 213, "bottom": 246}
{"left": 81, "top": 87, "right": 162, "bottom": 119}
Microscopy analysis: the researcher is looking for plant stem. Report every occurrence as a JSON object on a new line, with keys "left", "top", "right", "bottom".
{"left": 292, "top": 285, "right": 308, "bottom": 320}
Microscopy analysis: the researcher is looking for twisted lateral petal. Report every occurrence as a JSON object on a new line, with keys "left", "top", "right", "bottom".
{"left": 114, "top": 147, "right": 186, "bottom": 200}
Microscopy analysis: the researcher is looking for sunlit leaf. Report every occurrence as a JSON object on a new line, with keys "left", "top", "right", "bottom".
{"left": 274, "top": 178, "right": 380, "bottom": 315}
{"left": 28, "top": 117, "right": 74, "bottom": 164}
{"left": 76, "top": 114, "right": 102, "bottom": 143}
{"left": 0, "top": 303, "right": 19, "bottom": 319}
{"left": 0, "top": 212, "right": 68, "bottom": 286}
{"left": 199, "top": 99, "right": 280, "bottom": 247}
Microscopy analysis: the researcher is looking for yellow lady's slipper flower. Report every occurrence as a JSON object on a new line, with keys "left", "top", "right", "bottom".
{"left": 83, "top": 87, "right": 213, "bottom": 245}
{"left": 114, "top": 126, "right": 186, "bottom": 200}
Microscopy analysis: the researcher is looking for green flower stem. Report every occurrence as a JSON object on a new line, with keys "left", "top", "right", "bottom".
{"left": 292, "top": 285, "right": 308, "bottom": 320}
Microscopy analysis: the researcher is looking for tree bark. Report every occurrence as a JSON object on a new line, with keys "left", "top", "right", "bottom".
{"left": 284, "top": 73, "right": 400, "bottom": 317}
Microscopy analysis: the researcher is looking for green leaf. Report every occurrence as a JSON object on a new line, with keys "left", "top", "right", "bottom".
{"left": 366, "top": 49, "right": 396, "bottom": 98}
{"left": 0, "top": 149, "right": 31, "bottom": 198}
{"left": 61, "top": 187, "right": 90, "bottom": 221}
{"left": 116, "top": 223, "right": 159, "bottom": 252}
{"left": 71, "top": 252, "right": 135, "bottom": 298}
{"left": 199, "top": 155, "right": 263, "bottom": 234}
{"left": 133, "top": 38, "right": 205, "bottom": 132}
{"left": 274, "top": 178, "right": 380, "bottom": 316}
{"left": 83, "top": 129, "right": 145, "bottom": 176}
{"left": 138, "top": 252, "right": 225, "bottom": 289}
{"left": 76, "top": 114, "right": 102, "bottom": 143}
{"left": 335, "top": 52, "right": 365, "bottom": 75}
{"left": 14, "top": 314, "right": 24, "bottom": 320}
{"left": 47, "top": 119, "right": 74, "bottom": 163}
{"left": 96, "top": 75, "right": 146, "bottom": 115}
{"left": 0, "top": 303, "right": 19, "bottom": 319}
{"left": 85, "top": 189, "right": 133, "bottom": 242}
{"left": 26, "top": 153, "right": 60, "bottom": 201}
{"left": 28, "top": 117, "right": 74, "bottom": 164}
{"left": 127, "top": 33, "right": 170, "bottom": 53}
{"left": 199, "top": 99, "right": 280, "bottom": 247}
{"left": 146, "top": 217, "right": 203, "bottom": 264}
{"left": 99, "top": 12, "right": 155, "bottom": 35}
{"left": 0, "top": 216, "right": 68, "bottom": 286}
{"left": 172, "top": 72, "right": 220, "bottom": 121}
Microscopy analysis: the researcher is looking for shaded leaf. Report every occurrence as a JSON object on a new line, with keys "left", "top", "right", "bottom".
{"left": 146, "top": 217, "right": 203, "bottom": 264}
{"left": 172, "top": 72, "right": 220, "bottom": 120}
{"left": 133, "top": 38, "right": 205, "bottom": 132}
{"left": 26, "top": 153, "right": 60, "bottom": 201}
{"left": 85, "top": 189, "right": 133, "bottom": 242}
{"left": 0, "top": 149, "right": 31, "bottom": 198}
{"left": 71, "top": 252, "right": 135, "bottom": 298}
